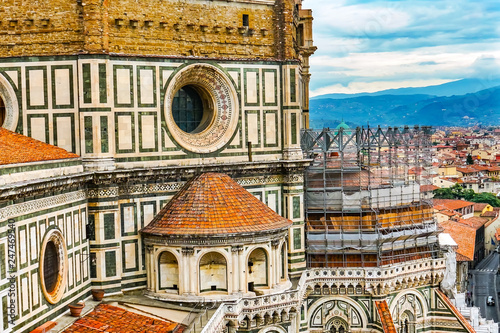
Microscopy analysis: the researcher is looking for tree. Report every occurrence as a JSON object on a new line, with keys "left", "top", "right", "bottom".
{"left": 463, "top": 189, "right": 475, "bottom": 201}
{"left": 470, "top": 193, "right": 500, "bottom": 207}
{"left": 433, "top": 184, "right": 469, "bottom": 199}
{"left": 433, "top": 187, "right": 454, "bottom": 199}
{"left": 466, "top": 154, "right": 474, "bottom": 165}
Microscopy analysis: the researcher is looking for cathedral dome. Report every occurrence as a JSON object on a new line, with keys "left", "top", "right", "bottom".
{"left": 334, "top": 121, "right": 352, "bottom": 135}
{"left": 141, "top": 172, "right": 291, "bottom": 237}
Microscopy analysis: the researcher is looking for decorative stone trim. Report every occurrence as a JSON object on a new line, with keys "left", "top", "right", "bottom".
{"left": 284, "top": 173, "right": 304, "bottom": 184}
{"left": 0, "top": 72, "right": 19, "bottom": 131}
{"left": 181, "top": 246, "right": 194, "bottom": 255}
{"left": 0, "top": 190, "right": 86, "bottom": 220}
{"left": 236, "top": 175, "right": 283, "bottom": 186}
{"left": 164, "top": 63, "right": 239, "bottom": 154}
{"left": 118, "top": 182, "right": 183, "bottom": 196}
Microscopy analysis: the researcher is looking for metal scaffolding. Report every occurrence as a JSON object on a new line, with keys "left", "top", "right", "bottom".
{"left": 301, "top": 126, "right": 440, "bottom": 268}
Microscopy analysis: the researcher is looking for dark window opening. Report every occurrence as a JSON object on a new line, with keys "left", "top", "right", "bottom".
{"left": 0, "top": 96, "right": 5, "bottom": 127}
{"left": 172, "top": 86, "right": 204, "bottom": 133}
{"left": 297, "top": 24, "right": 304, "bottom": 47}
{"left": 87, "top": 214, "right": 96, "bottom": 241}
{"left": 90, "top": 252, "right": 97, "bottom": 278}
{"left": 43, "top": 241, "right": 60, "bottom": 293}
{"left": 242, "top": 14, "right": 249, "bottom": 27}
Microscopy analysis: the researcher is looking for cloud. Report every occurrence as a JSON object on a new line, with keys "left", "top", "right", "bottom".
{"left": 304, "top": 0, "right": 500, "bottom": 94}
{"left": 467, "top": 56, "right": 500, "bottom": 79}
{"left": 310, "top": 79, "right": 456, "bottom": 97}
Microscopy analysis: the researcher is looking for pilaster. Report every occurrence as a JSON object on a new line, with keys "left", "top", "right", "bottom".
{"left": 283, "top": 172, "right": 307, "bottom": 278}
{"left": 182, "top": 246, "right": 195, "bottom": 295}
{"left": 87, "top": 184, "right": 122, "bottom": 292}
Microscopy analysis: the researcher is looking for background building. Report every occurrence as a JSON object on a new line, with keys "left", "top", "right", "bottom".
{"left": 0, "top": 1, "right": 477, "bottom": 333}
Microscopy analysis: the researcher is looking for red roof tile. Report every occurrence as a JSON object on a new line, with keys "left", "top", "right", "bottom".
{"left": 141, "top": 173, "right": 292, "bottom": 236}
{"left": 375, "top": 300, "right": 397, "bottom": 333}
{"left": 473, "top": 203, "right": 488, "bottom": 211}
{"left": 440, "top": 220, "right": 476, "bottom": 261}
{"left": 421, "top": 184, "right": 439, "bottom": 192}
{"left": 0, "top": 128, "right": 78, "bottom": 165}
{"left": 62, "top": 304, "right": 180, "bottom": 333}
{"left": 456, "top": 216, "right": 488, "bottom": 229}
{"left": 482, "top": 211, "right": 498, "bottom": 218}
{"left": 433, "top": 199, "right": 474, "bottom": 211}
{"left": 456, "top": 253, "right": 472, "bottom": 262}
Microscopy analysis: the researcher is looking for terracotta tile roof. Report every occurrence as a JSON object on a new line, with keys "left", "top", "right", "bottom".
{"left": 482, "top": 211, "right": 498, "bottom": 218}
{"left": 473, "top": 203, "right": 488, "bottom": 211}
{"left": 420, "top": 184, "right": 439, "bottom": 192}
{"left": 495, "top": 228, "right": 500, "bottom": 242}
{"left": 456, "top": 253, "right": 472, "bottom": 262}
{"left": 433, "top": 199, "right": 474, "bottom": 211}
{"left": 141, "top": 173, "right": 292, "bottom": 236}
{"left": 440, "top": 220, "right": 476, "bottom": 261}
{"left": 435, "top": 206, "right": 462, "bottom": 217}
{"left": 62, "top": 304, "right": 181, "bottom": 333}
{"left": 0, "top": 128, "right": 78, "bottom": 165}
{"left": 435, "top": 290, "right": 476, "bottom": 333}
{"left": 457, "top": 216, "right": 488, "bottom": 229}
{"left": 375, "top": 300, "right": 397, "bottom": 333}
{"left": 457, "top": 167, "right": 479, "bottom": 174}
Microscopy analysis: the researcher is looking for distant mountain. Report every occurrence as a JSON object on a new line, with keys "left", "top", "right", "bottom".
{"left": 309, "top": 85, "right": 500, "bottom": 128}
{"left": 311, "top": 78, "right": 500, "bottom": 100}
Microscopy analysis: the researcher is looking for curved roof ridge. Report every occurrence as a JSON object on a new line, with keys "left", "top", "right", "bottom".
{"left": 141, "top": 172, "right": 292, "bottom": 236}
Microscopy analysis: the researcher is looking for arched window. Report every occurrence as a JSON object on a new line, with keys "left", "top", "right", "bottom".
{"left": 328, "top": 318, "right": 348, "bottom": 333}
{"left": 400, "top": 310, "right": 415, "bottom": 333}
{"left": 0, "top": 96, "right": 5, "bottom": 127}
{"left": 199, "top": 252, "right": 227, "bottom": 293}
{"left": 247, "top": 248, "right": 268, "bottom": 291}
{"left": 158, "top": 251, "right": 179, "bottom": 293}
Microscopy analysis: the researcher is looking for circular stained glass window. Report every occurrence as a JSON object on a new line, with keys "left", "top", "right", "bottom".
{"left": 172, "top": 85, "right": 213, "bottom": 134}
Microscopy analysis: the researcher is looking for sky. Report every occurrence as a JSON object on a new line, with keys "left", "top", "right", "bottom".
{"left": 304, "top": 0, "right": 500, "bottom": 97}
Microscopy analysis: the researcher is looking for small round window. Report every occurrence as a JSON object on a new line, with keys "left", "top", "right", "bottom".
{"left": 172, "top": 85, "right": 214, "bottom": 134}
{"left": 40, "top": 229, "right": 67, "bottom": 304}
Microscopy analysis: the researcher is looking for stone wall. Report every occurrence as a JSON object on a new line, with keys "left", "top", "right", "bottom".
{"left": 0, "top": 0, "right": 300, "bottom": 60}
{"left": 0, "top": 0, "right": 84, "bottom": 57}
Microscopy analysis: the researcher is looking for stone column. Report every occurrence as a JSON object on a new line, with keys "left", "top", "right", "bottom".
{"left": 182, "top": 247, "right": 194, "bottom": 295}
{"left": 238, "top": 247, "right": 246, "bottom": 292}
{"left": 145, "top": 245, "right": 154, "bottom": 291}
{"left": 231, "top": 245, "right": 243, "bottom": 294}
{"left": 271, "top": 239, "right": 280, "bottom": 287}
{"left": 290, "top": 311, "right": 298, "bottom": 333}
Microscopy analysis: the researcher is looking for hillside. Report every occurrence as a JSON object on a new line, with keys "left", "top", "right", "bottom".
{"left": 310, "top": 86, "right": 500, "bottom": 128}
{"left": 311, "top": 78, "right": 500, "bottom": 100}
